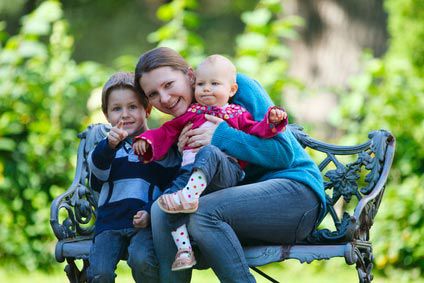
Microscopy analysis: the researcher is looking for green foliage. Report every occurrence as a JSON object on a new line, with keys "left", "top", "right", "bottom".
{"left": 332, "top": 0, "right": 424, "bottom": 277}
{"left": 148, "top": 0, "right": 205, "bottom": 66}
{"left": 148, "top": 0, "right": 299, "bottom": 106}
{"left": 235, "top": 0, "right": 303, "bottom": 104}
{"left": 0, "top": 0, "right": 107, "bottom": 270}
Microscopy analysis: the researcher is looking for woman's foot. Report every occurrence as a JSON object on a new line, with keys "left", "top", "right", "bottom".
{"left": 158, "top": 190, "right": 199, "bottom": 214}
{"left": 171, "top": 249, "right": 197, "bottom": 271}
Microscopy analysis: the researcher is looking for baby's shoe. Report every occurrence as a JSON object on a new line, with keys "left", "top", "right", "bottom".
{"left": 171, "top": 248, "right": 197, "bottom": 271}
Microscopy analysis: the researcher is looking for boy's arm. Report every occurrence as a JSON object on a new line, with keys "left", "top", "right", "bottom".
{"left": 87, "top": 138, "right": 117, "bottom": 181}
{"left": 236, "top": 106, "right": 288, "bottom": 139}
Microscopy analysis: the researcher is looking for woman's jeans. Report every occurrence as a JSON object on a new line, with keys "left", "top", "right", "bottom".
{"left": 151, "top": 178, "right": 321, "bottom": 283}
{"left": 87, "top": 227, "right": 159, "bottom": 283}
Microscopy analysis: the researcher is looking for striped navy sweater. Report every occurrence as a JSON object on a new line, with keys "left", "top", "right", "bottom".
{"left": 88, "top": 138, "right": 180, "bottom": 236}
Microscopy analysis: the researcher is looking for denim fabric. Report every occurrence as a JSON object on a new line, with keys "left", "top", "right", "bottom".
{"left": 165, "top": 145, "right": 245, "bottom": 229}
{"left": 87, "top": 228, "right": 159, "bottom": 283}
{"left": 151, "top": 178, "right": 320, "bottom": 283}
{"left": 165, "top": 145, "right": 244, "bottom": 195}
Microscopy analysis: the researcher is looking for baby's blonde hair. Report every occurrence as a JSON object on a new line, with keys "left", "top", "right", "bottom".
{"left": 197, "top": 54, "right": 237, "bottom": 83}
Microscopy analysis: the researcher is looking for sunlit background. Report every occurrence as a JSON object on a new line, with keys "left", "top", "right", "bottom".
{"left": 0, "top": 0, "right": 423, "bottom": 282}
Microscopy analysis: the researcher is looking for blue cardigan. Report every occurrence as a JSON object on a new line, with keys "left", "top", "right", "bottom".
{"left": 212, "top": 74, "right": 326, "bottom": 219}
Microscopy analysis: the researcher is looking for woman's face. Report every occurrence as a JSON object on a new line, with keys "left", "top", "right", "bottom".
{"left": 139, "top": 66, "right": 194, "bottom": 117}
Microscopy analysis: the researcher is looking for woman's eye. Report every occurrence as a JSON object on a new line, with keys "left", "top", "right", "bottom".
{"left": 112, "top": 107, "right": 121, "bottom": 112}
{"left": 212, "top": 82, "right": 219, "bottom": 86}
{"left": 165, "top": 81, "right": 174, "bottom": 88}
{"left": 197, "top": 82, "right": 204, "bottom": 86}
{"left": 148, "top": 92, "right": 158, "bottom": 99}
{"left": 129, "top": 105, "right": 138, "bottom": 110}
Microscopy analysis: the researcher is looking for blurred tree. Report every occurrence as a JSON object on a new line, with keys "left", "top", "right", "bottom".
{"left": 60, "top": 0, "right": 257, "bottom": 65}
{"left": 283, "top": 0, "right": 388, "bottom": 136}
{"left": 332, "top": 0, "right": 424, "bottom": 279}
{"left": 0, "top": 0, "right": 107, "bottom": 270}
{"left": 235, "top": 0, "right": 303, "bottom": 104}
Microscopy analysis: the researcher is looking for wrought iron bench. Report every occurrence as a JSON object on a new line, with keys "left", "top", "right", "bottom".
{"left": 50, "top": 123, "right": 395, "bottom": 283}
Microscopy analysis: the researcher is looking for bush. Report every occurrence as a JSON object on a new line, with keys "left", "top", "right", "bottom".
{"left": 332, "top": 0, "right": 424, "bottom": 278}
{"left": 0, "top": 1, "right": 107, "bottom": 270}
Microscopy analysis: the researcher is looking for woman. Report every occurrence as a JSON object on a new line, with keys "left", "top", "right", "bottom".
{"left": 134, "top": 47, "right": 326, "bottom": 283}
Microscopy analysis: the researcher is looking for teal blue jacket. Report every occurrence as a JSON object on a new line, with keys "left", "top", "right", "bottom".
{"left": 211, "top": 73, "right": 326, "bottom": 220}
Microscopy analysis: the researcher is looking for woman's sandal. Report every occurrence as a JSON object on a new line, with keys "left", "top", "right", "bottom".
{"left": 157, "top": 190, "right": 198, "bottom": 214}
{"left": 171, "top": 249, "right": 197, "bottom": 271}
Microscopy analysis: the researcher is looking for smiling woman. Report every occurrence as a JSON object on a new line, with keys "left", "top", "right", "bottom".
{"left": 131, "top": 47, "right": 325, "bottom": 283}
{"left": 139, "top": 66, "right": 194, "bottom": 117}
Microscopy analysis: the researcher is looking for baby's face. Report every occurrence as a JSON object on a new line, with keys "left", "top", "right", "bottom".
{"left": 194, "top": 62, "right": 237, "bottom": 107}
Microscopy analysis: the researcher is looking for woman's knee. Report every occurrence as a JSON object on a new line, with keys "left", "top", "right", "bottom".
{"left": 187, "top": 203, "right": 220, "bottom": 238}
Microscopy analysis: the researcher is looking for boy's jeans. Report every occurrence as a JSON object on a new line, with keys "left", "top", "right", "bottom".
{"left": 87, "top": 227, "right": 159, "bottom": 283}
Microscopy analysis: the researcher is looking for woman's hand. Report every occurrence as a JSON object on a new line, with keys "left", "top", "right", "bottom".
{"left": 185, "top": 114, "right": 224, "bottom": 152}
{"left": 177, "top": 122, "right": 193, "bottom": 153}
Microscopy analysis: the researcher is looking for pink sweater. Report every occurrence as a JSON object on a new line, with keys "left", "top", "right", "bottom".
{"left": 135, "top": 103, "right": 287, "bottom": 168}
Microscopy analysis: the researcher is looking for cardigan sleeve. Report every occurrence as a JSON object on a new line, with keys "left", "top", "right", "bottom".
{"left": 211, "top": 73, "right": 294, "bottom": 169}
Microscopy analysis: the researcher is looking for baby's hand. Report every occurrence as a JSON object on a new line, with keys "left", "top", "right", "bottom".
{"left": 269, "top": 107, "right": 287, "bottom": 124}
{"left": 133, "top": 139, "right": 150, "bottom": 156}
{"left": 108, "top": 120, "right": 128, "bottom": 149}
{"left": 133, "top": 210, "right": 150, "bottom": 228}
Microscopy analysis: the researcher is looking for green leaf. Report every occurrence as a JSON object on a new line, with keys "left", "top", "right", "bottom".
{"left": 0, "top": 138, "right": 16, "bottom": 151}
{"left": 241, "top": 8, "right": 272, "bottom": 26}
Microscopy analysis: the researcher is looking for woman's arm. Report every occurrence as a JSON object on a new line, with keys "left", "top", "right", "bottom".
{"left": 212, "top": 122, "right": 294, "bottom": 169}
{"left": 182, "top": 73, "right": 295, "bottom": 169}
{"left": 212, "top": 73, "right": 294, "bottom": 169}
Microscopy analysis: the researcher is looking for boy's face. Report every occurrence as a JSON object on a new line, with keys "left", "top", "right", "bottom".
{"left": 194, "top": 62, "right": 237, "bottom": 107}
{"left": 106, "top": 88, "right": 149, "bottom": 137}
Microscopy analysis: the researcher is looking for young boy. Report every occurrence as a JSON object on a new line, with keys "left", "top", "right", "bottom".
{"left": 133, "top": 55, "right": 288, "bottom": 271}
{"left": 87, "top": 72, "right": 179, "bottom": 282}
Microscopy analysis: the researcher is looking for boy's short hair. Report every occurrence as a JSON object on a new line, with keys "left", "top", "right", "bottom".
{"left": 101, "top": 72, "right": 149, "bottom": 114}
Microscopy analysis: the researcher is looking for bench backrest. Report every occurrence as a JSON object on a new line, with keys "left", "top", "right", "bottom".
{"left": 287, "top": 125, "right": 395, "bottom": 244}
{"left": 50, "top": 124, "right": 395, "bottom": 244}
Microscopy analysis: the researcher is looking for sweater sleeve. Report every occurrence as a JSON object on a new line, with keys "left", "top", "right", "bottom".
{"left": 88, "top": 138, "right": 117, "bottom": 181}
{"left": 236, "top": 106, "right": 288, "bottom": 139}
{"left": 134, "top": 113, "right": 194, "bottom": 162}
{"left": 211, "top": 73, "right": 294, "bottom": 169}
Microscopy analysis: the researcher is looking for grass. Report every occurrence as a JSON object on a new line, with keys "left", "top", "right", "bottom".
{"left": 0, "top": 258, "right": 419, "bottom": 283}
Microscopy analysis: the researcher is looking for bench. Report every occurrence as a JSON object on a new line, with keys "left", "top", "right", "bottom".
{"left": 50, "top": 123, "right": 395, "bottom": 283}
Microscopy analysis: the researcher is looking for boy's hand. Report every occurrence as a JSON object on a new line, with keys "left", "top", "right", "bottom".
{"left": 133, "top": 210, "right": 150, "bottom": 228}
{"left": 269, "top": 107, "right": 287, "bottom": 124}
{"left": 108, "top": 120, "right": 128, "bottom": 149}
{"left": 133, "top": 139, "right": 150, "bottom": 156}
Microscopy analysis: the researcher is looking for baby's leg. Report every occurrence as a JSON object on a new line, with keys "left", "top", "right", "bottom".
{"left": 170, "top": 224, "right": 196, "bottom": 271}
{"left": 158, "top": 145, "right": 243, "bottom": 213}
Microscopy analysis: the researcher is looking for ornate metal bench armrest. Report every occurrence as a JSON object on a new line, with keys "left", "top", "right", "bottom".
{"left": 352, "top": 130, "right": 395, "bottom": 240}
{"left": 50, "top": 124, "right": 110, "bottom": 241}
{"left": 288, "top": 125, "right": 396, "bottom": 244}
